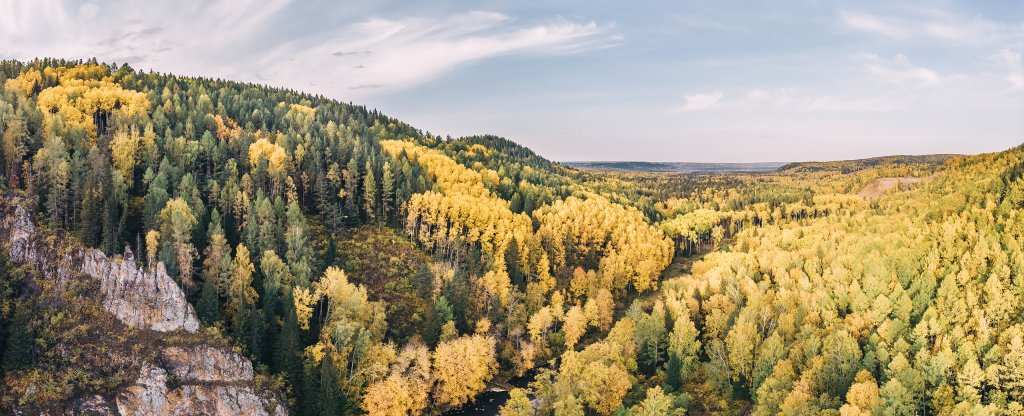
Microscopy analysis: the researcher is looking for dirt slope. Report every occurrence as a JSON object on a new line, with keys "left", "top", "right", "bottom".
{"left": 858, "top": 177, "right": 924, "bottom": 199}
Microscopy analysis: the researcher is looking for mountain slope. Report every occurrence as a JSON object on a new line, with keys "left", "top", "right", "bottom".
{"left": 2, "top": 58, "right": 1023, "bottom": 416}
{"left": 0, "top": 199, "right": 286, "bottom": 415}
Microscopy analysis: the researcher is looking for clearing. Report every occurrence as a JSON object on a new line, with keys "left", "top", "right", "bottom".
{"left": 858, "top": 177, "right": 923, "bottom": 199}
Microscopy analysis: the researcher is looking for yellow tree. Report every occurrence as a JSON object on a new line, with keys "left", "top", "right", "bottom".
{"left": 227, "top": 244, "right": 258, "bottom": 322}
{"left": 362, "top": 342, "right": 433, "bottom": 415}
{"left": 158, "top": 198, "right": 198, "bottom": 288}
{"left": 248, "top": 138, "right": 287, "bottom": 175}
{"left": 109, "top": 127, "right": 141, "bottom": 186}
{"left": 432, "top": 334, "right": 498, "bottom": 408}
{"left": 563, "top": 305, "right": 587, "bottom": 350}
{"left": 500, "top": 389, "right": 533, "bottom": 416}
{"left": 630, "top": 386, "right": 673, "bottom": 416}
{"left": 839, "top": 370, "right": 879, "bottom": 416}
{"left": 145, "top": 230, "right": 160, "bottom": 269}
{"left": 362, "top": 375, "right": 416, "bottom": 416}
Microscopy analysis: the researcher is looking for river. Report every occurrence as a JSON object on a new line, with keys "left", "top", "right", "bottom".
{"left": 443, "top": 369, "right": 540, "bottom": 416}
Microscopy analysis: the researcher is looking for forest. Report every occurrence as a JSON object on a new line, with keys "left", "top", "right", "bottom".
{"left": 0, "top": 59, "right": 1022, "bottom": 416}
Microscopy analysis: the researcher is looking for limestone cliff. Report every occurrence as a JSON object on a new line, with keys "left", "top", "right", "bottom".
{"left": 1, "top": 198, "right": 287, "bottom": 416}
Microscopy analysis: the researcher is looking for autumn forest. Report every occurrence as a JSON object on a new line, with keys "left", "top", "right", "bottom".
{"left": 0, "top": 59, "right": 1023, "bottom": 416}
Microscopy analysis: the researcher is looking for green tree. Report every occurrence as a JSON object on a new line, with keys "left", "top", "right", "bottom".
{"left": 2, "top": 113, "right": 28, "bottom": 189}
{"left": 363, "top": 161, "right": 377, "bottom": 223}
{"left": 33, "top": 136, "right": 70, "bottom": 227}
{"left": 284, "top": 201, "right": 312, "bottom": 287}
{"left": 380, "top": 160, "right": 395, "bottom": 224}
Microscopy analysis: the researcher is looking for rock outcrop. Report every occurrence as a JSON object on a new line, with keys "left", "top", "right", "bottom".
{"left": 1, "top": 199, "right": 287, "bottom": 416}
{"left": 3, "top": 203, "right": 199, "bottom": 332}
{"left": 161, "top": 345, "right": 255, "bottom": 383}
{"left": 115, "top": 360, "right": 286, "bottom": 416}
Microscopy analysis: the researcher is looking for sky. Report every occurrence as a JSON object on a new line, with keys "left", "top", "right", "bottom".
{"left": 1, "top": 1, "right": 1023, "bottom": 162}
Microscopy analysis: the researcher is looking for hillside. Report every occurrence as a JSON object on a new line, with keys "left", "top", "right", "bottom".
{"left": 1, "top": 59, "right": 1023, "bottom": 416}
{"left": 856, "top": 176, "right": 925, "bottom": 199}
{"left": 564, "top": 161, "right": 786, "bottom": 173}
{"left": 778, "top": 154, "right": 956, "bottom": 173}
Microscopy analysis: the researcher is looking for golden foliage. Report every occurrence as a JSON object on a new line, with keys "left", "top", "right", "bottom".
{"left": 534, "top": 194, "right": 673, "bottom": 292}
{"left": 385, "top": 140, "right": 533, "bottom": 304}
{"left": 109, "top": 128, "right": 141, "bottom": 184}
{"left": 248, "top": 138, "right": 288, "bottom": 175}
{"left": 3, "top": 68, "right": 42, "bottom": 97}
{"left": 227, "top": 244, "right": 258, "bottom": 317}
{"left": 36, "top": 77, "right": 149, "bottom": 138}
{"left": 382, "top": 139, "right": 493, "bottom": 198}
{"left": 432, "top": 334, "right": 498, "bottom": 408}
{"left": 212, "top": 114, "right": 242, "bottom": 141}
{"left": 362, "top": 342, "right": 433, "bottom": 415}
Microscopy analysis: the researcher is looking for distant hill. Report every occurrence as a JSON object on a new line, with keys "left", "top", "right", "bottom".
{"left": 563, "top": 161, "right": 787, "bottom": 173}
{"left": 778, "top": 154, "right": 958, "bottom": 173}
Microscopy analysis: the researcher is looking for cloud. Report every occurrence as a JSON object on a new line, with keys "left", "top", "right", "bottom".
{"left": 838, "top": 9, "right": 1023, "bottom": 45}
{"left": 0, "top": 2, "right": 614, "bottom": 99}
{"left": 994, "top": 49, "right": 1024, "bottom": 89}
{"left": 839, "top": 11, "right": 905, "bottom": 39}
{"left": 259, "top": 11, "right": 615, "bottom": 96}
{"left": 677, "top": 89, "right": 905, "bottom": 114}
{"left": 854, "top": 53, "right": 943, "bottom": 87}
{"left": 676, "top": 92, "right": 722, "bottom": 112}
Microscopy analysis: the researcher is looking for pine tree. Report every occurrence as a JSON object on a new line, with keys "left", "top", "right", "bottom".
{"left": 343, "top": 157, "right": 359, "bottom": 223}
{"left": 284, "top": 202, "right": 312, "bottom": 288}
{"left": 380, "top": 161, "right": 395, "bottom": 224}
{"left": 276, "top": 292, "right": 304, "bottom": 395}
{"left": 2, "top": 305, "right": 32, "bottom": 370}
{"left": 197, "top": 269, "right": 220, "bottom": 324}
{"left": 363, "top": 161, "right": 377, "bottom": 223}
{"left": 249, "top": 309, "right": 266, "bottom": 364}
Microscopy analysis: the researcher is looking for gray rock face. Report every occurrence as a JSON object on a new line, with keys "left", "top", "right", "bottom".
{"left": 1, "top": 200, "right": 287, "bottom": 416}
{"left": 3, "top": 204, "right": 199, "bottom": 333}
{"left": 116, "top": 363, "right": 170, "bottom": 416}
{"left": 161, "top": 345, "right": 254, "bottom": 383}
{"left": 114, "top": 361, "right": 286, "bottom": 416}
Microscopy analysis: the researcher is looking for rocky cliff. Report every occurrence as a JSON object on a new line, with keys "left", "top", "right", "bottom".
{"left": 1, "top": 198, "right": 287, "bottom": 416}
{"left": 5, "top": 202, "right": 199, "bottom": 333}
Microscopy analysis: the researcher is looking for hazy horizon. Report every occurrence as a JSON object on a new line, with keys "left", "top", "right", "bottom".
{"left": 2, "top": 0, "right": 1022, "bottom": 162}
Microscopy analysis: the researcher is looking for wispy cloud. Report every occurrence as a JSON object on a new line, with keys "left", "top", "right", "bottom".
{"left": 839, "top": 11, "right": 905, "bottom": 39}
{"left": 995, "top": 49, "right": 1024, "bottom": 89}
{"left": 676, "top": 92, "right": 722, "bottom": 112}
{"left": 676, "top": 88, "right": 906, "bottom": 114}
{"left": 838, "top": 9, "right": 1024, "bottom": 45}
{"left": 854, "top": 53, "right": 943, "bottom": 87}
{"left": 259, "top": 11, "right": 616, "bottom": 96}
{"left": 0, "top": 1, "right": 615, "bottom": 98}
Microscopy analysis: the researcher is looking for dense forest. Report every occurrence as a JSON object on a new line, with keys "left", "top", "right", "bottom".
{"left": 0, "top": 59, "right": 1022, "bottom": 416}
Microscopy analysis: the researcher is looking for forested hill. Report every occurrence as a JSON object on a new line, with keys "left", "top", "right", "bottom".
{"left": 564, "top": 161, "right": 786, "bottom": 173}
{"left": 2, "top": 59, "right": 1024, "bottom": 416}
{"left": 778, "top": 154, "right": 957, "bottom": 173}
{"left": 0, "top": 58, "right": 671, "bottom": 415}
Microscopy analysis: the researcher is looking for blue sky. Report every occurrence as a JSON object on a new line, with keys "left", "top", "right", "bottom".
{"left": 1, "top": 0, "right": 1022, "bottom": 162}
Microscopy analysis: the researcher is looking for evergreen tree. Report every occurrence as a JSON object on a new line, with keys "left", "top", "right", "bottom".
{"left": 2, "top": 305, "right": 32, "bottom": 370}
{"left": 343, "top": 157, "right": 359, "bottom": 223}
{"left": 363, "top": 161, "right": 377, "bottom": 223}
{"left": 196, "top": 273, "right": 220, "bottom": 324}
{"left": 380, "top": 161, "right": 395, "bottom": 224}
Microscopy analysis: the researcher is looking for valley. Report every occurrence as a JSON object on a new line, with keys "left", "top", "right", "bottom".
{"left": 0, "top": 60, "right": 1022, "bottom": 416}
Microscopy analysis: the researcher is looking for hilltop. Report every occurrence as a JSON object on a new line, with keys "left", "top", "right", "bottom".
{"left": 778, "top": 154, "right": 957, "bottom": 173}
{"left": 563, "top": 161, "right": 786, "bottom": 173}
